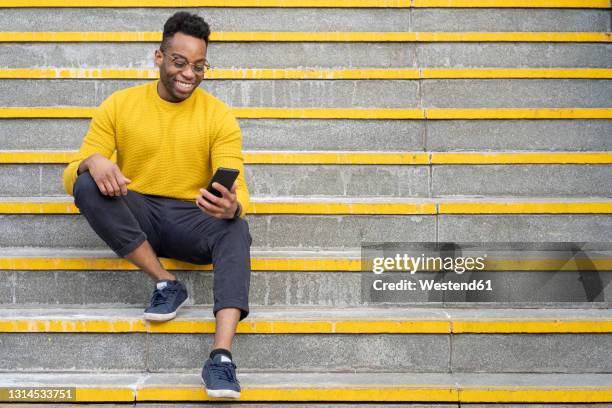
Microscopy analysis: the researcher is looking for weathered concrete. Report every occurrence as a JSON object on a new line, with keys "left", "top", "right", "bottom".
{"left": 426, "top": 120, "right": 612, "bottom": 152}
{"left": 432, "top": 165, "right": 612, "bottom": 197}
{"left": 452, "top": 333, "right": 612, "bottom": 373}
{"left": 3, "top": 43, "right": 610, "bottom": 69}
{"left": 0, "top": 214, "right": 437, "bottom": 248}
{"left": 0, "top": 118, "right": 425, "bottom": 151}
{"left": 438, "top": 215, "right": 612, "bottom": 243}
{"left": 0, "top": 8, "right": 608, "bottom": 32}
{"left": 3, "top": 79, "right": 611, "bottom": 108}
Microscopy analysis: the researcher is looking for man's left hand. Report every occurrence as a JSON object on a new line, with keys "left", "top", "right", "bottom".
{"left": 196, "top": 182, "right": 239, "bottom": 219}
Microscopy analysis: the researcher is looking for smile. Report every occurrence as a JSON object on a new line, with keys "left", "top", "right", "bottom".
{"left": 175, "top": 80, "right": 195, "bottom": 92}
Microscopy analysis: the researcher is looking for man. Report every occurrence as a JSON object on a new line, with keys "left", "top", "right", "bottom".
{"left": 62, "top": 12, "right": 250, "bottom": 399}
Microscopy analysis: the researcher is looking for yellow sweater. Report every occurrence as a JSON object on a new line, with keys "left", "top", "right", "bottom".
{"left": 63, "top": 80, "right": 249, "bottom": 217}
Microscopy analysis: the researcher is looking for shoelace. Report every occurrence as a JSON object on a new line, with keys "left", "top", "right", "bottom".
{"left": 209, "top": 362, "right": 240, "bottom": 384}
{"left": 151, "top": 286, "right": 178, "bottom": 307}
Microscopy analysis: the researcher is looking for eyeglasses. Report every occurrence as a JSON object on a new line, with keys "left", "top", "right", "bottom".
{"left": 161, "top": 51, "right": 210, "bottom": 74}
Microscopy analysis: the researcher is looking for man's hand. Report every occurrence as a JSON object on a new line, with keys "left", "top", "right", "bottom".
{"left": 80, "top": 153, "right": 132, "bottom": 196}
{"left": 196, "top": 182, "right": 239, "bottom": 219}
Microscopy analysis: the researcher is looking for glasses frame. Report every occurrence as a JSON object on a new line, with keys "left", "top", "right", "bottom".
{"left": 161, "top": 51, "right": 210, "bottom": 75}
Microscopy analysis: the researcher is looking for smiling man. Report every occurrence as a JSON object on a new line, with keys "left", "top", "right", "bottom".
{"left": 62, "top": 12, "right": 250, "bottom": 399}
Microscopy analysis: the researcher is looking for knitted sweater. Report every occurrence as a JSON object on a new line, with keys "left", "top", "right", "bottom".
{"left": 63, "top": 80, "right": 249, "bottom": 217}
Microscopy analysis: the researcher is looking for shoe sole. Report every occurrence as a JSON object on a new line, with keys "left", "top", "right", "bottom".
{"left": 201, "top": 376, "right": 241, "bottom": 399}
{"left": 143, "top": 296, "right": 189, "bottom": 322}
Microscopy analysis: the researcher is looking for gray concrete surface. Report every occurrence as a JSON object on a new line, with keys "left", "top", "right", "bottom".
{"left": 426, "top": 120, "right": 612, "bottom": 152}
{"left": 4, "top": 118, "right": 612, "bottom": 152}
{"left": 3, "top": 43, "right": 610, "bottom": 69}
{"left": 5, "top": 163, "right": 612, "bottom": 198}
{"left": 453, "top": 333, "right": 612, "bottom": 373}
{"left": 438, "top": 215, "right": 612, "bottom": 243}
{"left": 0, "top": 214, "right": 437, "bottom": 248}
{"left": 431, "top": 165, "right": 612, "bottom": 197}
{"left": 0, "top": 8, "right": 609, "bottom": 32}
{"left": 3, "top": 79, "right": 611, "bottom": 108}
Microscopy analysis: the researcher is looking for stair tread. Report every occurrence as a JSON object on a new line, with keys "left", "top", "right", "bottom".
{"left": 2, "top": 305, "right": 611, "bottom": 324}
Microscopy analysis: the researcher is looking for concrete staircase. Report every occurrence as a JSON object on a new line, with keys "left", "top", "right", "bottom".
{"left": 0, "top": 0, "right": 611, "bottom": 405}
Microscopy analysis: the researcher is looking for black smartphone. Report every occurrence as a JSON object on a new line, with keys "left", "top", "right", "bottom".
{"left": 205, "top": 167, "right": 240, "bottom": 200}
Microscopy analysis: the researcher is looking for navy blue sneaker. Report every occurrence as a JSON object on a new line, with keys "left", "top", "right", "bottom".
{"left": 201, "top": 354, "right": 241, "bottom": 398}
{"left": 143, "top": 279, "right": 188, "bottom": 321}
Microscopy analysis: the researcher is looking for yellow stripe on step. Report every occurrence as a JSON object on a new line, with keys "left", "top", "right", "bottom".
{"left": 0, "top": 31, "right": 609, "bottom": 43}
{"left": 3, "top": 68, "right": 612, "bottom": 80}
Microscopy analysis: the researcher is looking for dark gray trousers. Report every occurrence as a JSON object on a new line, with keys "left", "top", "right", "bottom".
{"left": 73, "top": 171, "right": 251, "bottom": 320}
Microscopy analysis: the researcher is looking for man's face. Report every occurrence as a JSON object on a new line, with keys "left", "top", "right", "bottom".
{"left": 155, "top": 32, "right": 207, "bottom": 103}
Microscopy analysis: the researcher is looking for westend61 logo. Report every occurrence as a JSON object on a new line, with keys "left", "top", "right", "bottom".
{"left": 360, "top": 242, "right": 612, "bottom": 304}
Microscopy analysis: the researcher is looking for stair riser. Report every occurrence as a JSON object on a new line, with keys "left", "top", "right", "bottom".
{"left": 1, "top": 332, "right": 610, "bottom": 373}
{"left": 1, "top": 215, "right": 611, "bottom": 248}
{"left": 0, "top": 8, "right": 609, "bottom": 32}
{"left": 3, "top": 43, "right": 610, "bottom": 69}
{"left": 2, "top": 270, "right": 611, "bottom": 306}
{"left": 2, "top": 79, "right": 611, "bottom": 108}
{"left": 2, "top": 119, "right": 611, "bottom": 152}
{"left": 3, "top": 164, "right": 612, "bottom": 197}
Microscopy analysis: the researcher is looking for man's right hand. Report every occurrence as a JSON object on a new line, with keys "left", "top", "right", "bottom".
{"left": 79, "top": 153, "right": 132, "bottom": 196}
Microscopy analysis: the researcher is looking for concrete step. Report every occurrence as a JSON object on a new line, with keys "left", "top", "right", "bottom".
{"left": 2, "top": 246, "right": 611, "bottom": 307}
{"left": 6, "top": 244, "right": 612, "bottom": 304}
{"left": 0, "top": 197, "right": 611, "bottom": 248}
{"left": 2, "top": 118, "right": 611, "bottom": 152}
{"left": 0, "top": 371, "right": 611, "bottom": 403}
{"left": 3, "top": 43, "right": 610, "bottom": 69}
{"left": 2, "top": 161, "right": 611, "bottom": 197}
{"left": 1, "top": 8, "right": 609, "bottom": 33}
{"left": 2, "top": 79, "right": 611, "bottom": 108}
{"left": 0, "top": 307, "right": 611, "bottom": 373}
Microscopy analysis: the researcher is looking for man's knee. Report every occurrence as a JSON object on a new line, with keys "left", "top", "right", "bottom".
{"left": 73, "top": 171, "right": 101, "bottom": 207}
{"left": 227, "top": 218, "right": 252, "bottom": 244}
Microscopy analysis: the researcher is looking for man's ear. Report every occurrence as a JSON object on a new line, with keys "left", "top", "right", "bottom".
{"left": 154, "top": 49, "right": 163, "bottom": 68}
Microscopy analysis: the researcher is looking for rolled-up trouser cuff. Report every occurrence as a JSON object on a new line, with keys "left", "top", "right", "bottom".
{"left": 115, "top": 232, "right": 147, "bottom": 257}
{"left": 214, "top": 302, "right": 249, "bottom": 321}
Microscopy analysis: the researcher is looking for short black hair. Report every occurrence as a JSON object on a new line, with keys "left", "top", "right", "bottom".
{"left": 161, "top": 12, "right": 210, "bottom": 51}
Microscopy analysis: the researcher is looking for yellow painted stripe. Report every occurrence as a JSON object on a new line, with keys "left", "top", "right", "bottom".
{"left": 74, "top": 388, "right": 134, "bottom": 403}
{"left": 439, "top": 201, "right": 612, "bottom": 214}
{"left": 0, "top": 319, "right": 147, "bottom": 333}
{"left": 0, "top": 151, "right": 430, "bottom": 165}
{"left": 0, "top": 201, "right": 437, "bottom": 215}
{"left": 431, "top": 152, "right": 612, "bottom": 164}
{"left": 0, "top": 0, "right": 410, "bottom": 7}
{"left": 2, "top": 317, "right": 611, "bottom": 334}
{"left": 232, "top": 107, "right": 427, "bottom": 119}
{"left": 1, "top": 32, "right": 609, "bottom": 43}
{"left": 4, "top": 68, "right": 612, "bottom": 80}
{"left": 0, "top": 257, "right": 362, "bottom": 271}
{"left": 248, "top": 202, "right": 437, "bottom": 214}
{"left": 0, "top": 0, "right": 608, "bottom": 7}
{"left": 138, "top": 387, "right": 458, "bottom": 402}
{"left": 454, "top": 320, "right": 612, "bottom": 333}
{"left": 3, "top": 107, "right": 611, "bottom": 120}
{"left": 0, "top": 257, "right": 610, "bottom": 271}
{"left": 483, "top": 258, "right": 612, "bottom": 271}
{"left": 0, "top": 107, "right": 96, "bottom": 118}
{"left": 422, "top": 68, "right": 612, "bottom": 79}
{"left": 1, "top": 201, "right": 611, "bottom": 214}
{"left": 7, "top": 385, "right": 607, "bottom": 403}
{"left": 414, "top": 0, "right": 611, "bottom": 7}
{"left": 247, "top": 151, "right": 431, "bottom": 164}
{"left": 4, "top": 151, "right": 612, "bottom": 165}
{"left": 459, "top": 388, "right": 612, "bottom": 403}
{"left": 426, "top": 108, "right": 612, "bottom": 119}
